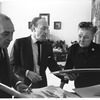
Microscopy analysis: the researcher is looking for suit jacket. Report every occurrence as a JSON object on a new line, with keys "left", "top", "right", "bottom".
{"left": 0, "top": 48, "right": 19, "bottom": 98}
{"left": 64, "top": 42, "right": 100, "bottom": 88}
{"left": 10, "top": 36, "right": 61, "bottom": 88}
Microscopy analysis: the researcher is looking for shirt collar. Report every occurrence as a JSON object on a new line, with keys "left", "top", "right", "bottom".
{"left": 31, "top": 34, "right": 37, "bottom": 44}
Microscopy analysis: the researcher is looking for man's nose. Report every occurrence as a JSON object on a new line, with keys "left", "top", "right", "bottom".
{"left": 8, "top": 34, "right": 13, "bottom": 41}
{"left": 42, "top": 32, "right": 47, "bottom": 37}
{"left": 81, "top": 37, "right": 85, "bottom": 42}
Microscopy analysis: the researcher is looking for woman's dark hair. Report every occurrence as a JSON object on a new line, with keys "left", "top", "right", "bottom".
{"left": 78, "top": 22, "right": 97, "bottom": 34}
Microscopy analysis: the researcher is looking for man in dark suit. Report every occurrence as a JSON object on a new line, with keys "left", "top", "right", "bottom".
{"left": 10, "top": 17, "right": 62, "bottom": 88}
{"left": 60, "top": 22, "right": 100, "bottom": 88}
{"left": 0, "top": 13, "right": 31, "bottom": 98}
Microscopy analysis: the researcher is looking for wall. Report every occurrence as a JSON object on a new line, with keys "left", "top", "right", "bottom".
{"left": 1, "top": 0, "right": 92, "bottom": 54}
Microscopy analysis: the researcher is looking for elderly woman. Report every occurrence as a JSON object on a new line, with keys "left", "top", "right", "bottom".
{"left": 61, "top": 22, "right": 100, "bottom": 88}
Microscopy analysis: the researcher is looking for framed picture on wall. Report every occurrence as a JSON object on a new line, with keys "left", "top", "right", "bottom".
{"left": 28, "top": 22, "right": 31, "bottom": 29}
{"left": 54, "top": 21, "right": 61, "bottom": 29}
{"left": 39, "top": 13, "right": 50, "bottom": 26}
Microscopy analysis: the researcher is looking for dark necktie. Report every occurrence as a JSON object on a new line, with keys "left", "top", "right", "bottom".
{"left": 0, "top": 48, "right": 4, "bottom": 60}
{"left": 37, "top": 41, "right": 41, "bottom": 66}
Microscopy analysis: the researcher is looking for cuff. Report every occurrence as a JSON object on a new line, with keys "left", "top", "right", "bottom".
{"left": 16, "top": 81, "right": 23, "bottom": 86}
{"left": 25, "top": 70, "right": 29, "bottom": 77}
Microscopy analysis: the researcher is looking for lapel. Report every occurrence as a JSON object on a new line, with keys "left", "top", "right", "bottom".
{"left": 26, "top": 36, "right": 33, "bottom": 58}
{"left": 23, "top": 36, "right": 34, "bottom": 68}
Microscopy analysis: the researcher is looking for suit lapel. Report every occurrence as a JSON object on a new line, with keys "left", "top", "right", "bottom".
{"left": 22, "top": 36, "right": 34, "bottom": 70}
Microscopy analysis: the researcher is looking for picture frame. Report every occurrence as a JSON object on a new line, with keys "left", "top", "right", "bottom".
{"left": 28, "top": 22, "right": 31, "bottom": 29}
{"left": 54, "top": 21, "right": 61, "bottom": 29}
{"left": 39, "top": 13, "right": 50, "bottom": 26}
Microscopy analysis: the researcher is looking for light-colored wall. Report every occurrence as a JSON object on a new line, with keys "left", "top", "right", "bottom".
{"left": 1, "top": 0, "right": 92, "bottom": 54}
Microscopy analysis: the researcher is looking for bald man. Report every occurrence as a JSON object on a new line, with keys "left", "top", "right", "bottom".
{"left": 0, "top": 13, "right": 29, "bottom": 98}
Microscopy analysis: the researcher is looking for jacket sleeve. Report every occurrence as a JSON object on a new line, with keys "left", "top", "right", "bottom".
{"left": 46, "top": 43, "right": 67, "bottom": 81}
{"left": 4, "top": 48, "right": 20, "bottom": 88}
{"left": 10, "top": 39, "right": 27, "bottom": 78}
{"left": 47, "top": 43, "right": 61, "bottom": 72}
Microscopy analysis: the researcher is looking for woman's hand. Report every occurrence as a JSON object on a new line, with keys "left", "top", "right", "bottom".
{"left": 64, "top": 73, "right": 79, "bottom": 81}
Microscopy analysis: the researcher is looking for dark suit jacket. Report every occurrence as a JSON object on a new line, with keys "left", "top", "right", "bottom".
{"left": 0, "top": 48, "right": 19, "bottom": 98}
{"left": 64, "top": 42, "right": 100, "bottom": 88}
{"left": 10, "top": 36, "right": 61, "bottom": 88}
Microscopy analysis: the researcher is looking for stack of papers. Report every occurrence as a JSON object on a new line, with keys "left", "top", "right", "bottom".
{"left": 24, "top": 85, "right": 81, "bottom": 98}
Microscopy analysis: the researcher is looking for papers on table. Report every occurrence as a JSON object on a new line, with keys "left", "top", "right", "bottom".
{"left": 52, "top": 68, "right": 100, "bottom": 76}
{"left": 0, "top": 83, "right": 80, "bottom": 98}
{"left": 2, "top": 82, "right": 100, "bottom": 98}
{"left": 26, "top": 85, "right": 80, "bottom": 98}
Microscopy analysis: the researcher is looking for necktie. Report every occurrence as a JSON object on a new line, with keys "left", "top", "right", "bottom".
{"left": 37, "top": 41, "right": 41, "bottom": 66}
{"left": 0, "top": 48, "right": 4, "bottom": 60}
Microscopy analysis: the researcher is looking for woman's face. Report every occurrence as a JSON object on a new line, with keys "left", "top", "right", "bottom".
{"left": 78, "top": 28, "right": 94, "bottom": 47}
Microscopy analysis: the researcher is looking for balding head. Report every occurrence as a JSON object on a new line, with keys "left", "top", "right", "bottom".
{"left": 0, "top": 13, "right": 11, "bottom": 21}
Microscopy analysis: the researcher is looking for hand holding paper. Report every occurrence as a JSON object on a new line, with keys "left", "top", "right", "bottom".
{"left": 64, "top": 73, "right": 79, "bottom": 81}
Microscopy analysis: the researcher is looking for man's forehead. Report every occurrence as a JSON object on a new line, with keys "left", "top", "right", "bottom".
{"left": 78, "top": 29, "right": 92, "bottom": 35}
{"left": 37, "top": 19, "right": 48, "bottom": 26}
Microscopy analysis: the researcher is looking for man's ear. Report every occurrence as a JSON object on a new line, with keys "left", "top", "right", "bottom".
{"left": 31, "top": 25, "right": 35, "bottom": 32}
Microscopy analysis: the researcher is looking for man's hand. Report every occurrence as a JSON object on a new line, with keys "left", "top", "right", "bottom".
{"left": 27, "top": 71, "right": 42, "bottom": 83}
{"left": 16, "top": 83, "right": 32, "bottom": 94}
{"left": 64, "top": 73, "right": 79, "bottom": 81}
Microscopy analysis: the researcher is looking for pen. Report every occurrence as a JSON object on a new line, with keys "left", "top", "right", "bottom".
{"left": 26, "top": 83, "right": 32, "bottom": 91}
